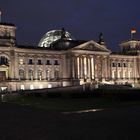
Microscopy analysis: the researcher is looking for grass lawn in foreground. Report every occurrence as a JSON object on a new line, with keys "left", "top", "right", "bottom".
{"left": 5, "top": 94, "right": 140, "bottom": 112}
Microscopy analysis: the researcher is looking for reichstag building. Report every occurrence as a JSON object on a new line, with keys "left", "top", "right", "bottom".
{"left": 0, "top": 22, "right": 140, "bottom": 91}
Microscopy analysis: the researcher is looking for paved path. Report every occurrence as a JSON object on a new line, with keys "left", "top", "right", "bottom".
{"left": 0, "top": 102, "right": 140, "bottom": 140}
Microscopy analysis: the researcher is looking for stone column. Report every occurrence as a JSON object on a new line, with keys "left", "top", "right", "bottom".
{"left": 80, "top": 57, "right": 83, "bottom": 78}
{"left": 94, "top": 56, "right": 97, "bottom": 80}
{"left": 110, "top": 59, "right": 113, "bottom": 79}
{"left": 133, "top": 58, "right": 137, "bottom": 82}
{"left": 82, "top": 57, "right": 85, "bottom": 79}
{"left": 88, "top": 57, "right": 91, "bottom": 79}
{"left": 83, "top": 56, "right": 87, "bottom": 79}
{"left": 14, "top": 53, "right": 19, "bottom": 79}
{"left": 61, "top": 55, "right": 66, "bottom": 79}
{"left": 116, "top": 60, "right": 118, "bottom": 79}
{"left": 121, "top": 60, "right": 124, "bottom": 79}
{"left": 34, "top": 57, "right": 37, "bottom": 80}
{"left": 73, "top": 56, "right": 77, "bottom": 79}
{"left": 77, "top": 57, "right": 80, "bottom": 78}
{"left": 107, "top": 57, "right": 111, "bottom": 80}
{"left": 104, "top": 57, "right": 108, "bottom": 80}
{"left": 79, "top": 57, "right": 82, "bottom": 78}
{"left": 86, "top": 57, "right": 88, "bottom": 79}
{"left": 91, "top": 56, "right": 94, "bottom": 79}
{"left": 72, "top": 56, "right": 75, "bottom": 79}
{"left": 25, "top": 56, "right": 28, "bottom": 80}
{"left": 101, "top": 57, "right": 104, "bottom": 80}
{"left": 43, "top": 57, "right": 46, "bottom": 80}
{"left": 9, "top": 50, "right": 15, "bottom": 80}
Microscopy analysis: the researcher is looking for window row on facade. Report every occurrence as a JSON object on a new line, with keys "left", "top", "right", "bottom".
{"left": 112, "top": 70, "right": 132, "bottom": 79}
{"left": 19, "top": 58, "right": 60, "bottom": 65}
{"left": 19, "top": 69, "right": 60, "bottom": 80}
{"left": 112, "top": 62, "right": 133, "bottom": 68}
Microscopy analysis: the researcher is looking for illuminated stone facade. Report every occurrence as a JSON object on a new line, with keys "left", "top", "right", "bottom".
{"left": 0, "top": 23, "right": 140, "bottom": 91}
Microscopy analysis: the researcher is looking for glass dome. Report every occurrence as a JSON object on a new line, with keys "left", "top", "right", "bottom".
{"left": 38, "top": 30, "right": 73, "bottom": 47}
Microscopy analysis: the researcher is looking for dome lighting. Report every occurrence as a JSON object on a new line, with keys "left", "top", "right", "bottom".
{"left": 38, "top": 29, "right": 73, "bottom": 47}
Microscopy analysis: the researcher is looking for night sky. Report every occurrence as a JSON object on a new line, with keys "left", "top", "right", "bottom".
{"left": 1, "top": 0, "right": 140, "bottom": 51}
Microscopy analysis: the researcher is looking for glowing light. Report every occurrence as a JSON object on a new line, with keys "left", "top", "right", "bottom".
{"left": 48, "top": 84, "right": 52, "bottom": 88}
{"left": 30, "top": 84, "right": 34, "bottom": 90}
{"left": 19, "top": 59, "right": 24, "bottom": 65}
{"left": 63, "top": 109, "right": 104, "bottom": 114}
{"left": 1, "top": 87, "right": 7, "bottom": 91}
{"left": 20, "top": 85, "right": 25, "bottom": 90}
{"left": 38, "top": 30, "right": 73, "bottom": 47}
{"left": 84, "top": 57, "right": 87, "bottom": 76}
{"left": 77, "top": 57, "right": 80, "bottom": 78}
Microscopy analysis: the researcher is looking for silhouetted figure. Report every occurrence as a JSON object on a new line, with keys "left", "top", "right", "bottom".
{"left": 98, "top": 32, "right": 106, "bottom": 45}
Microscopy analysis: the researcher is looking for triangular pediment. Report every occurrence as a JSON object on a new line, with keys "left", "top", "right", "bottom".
{"left": 71, "top": 40, "right": 111, "bottom": 52}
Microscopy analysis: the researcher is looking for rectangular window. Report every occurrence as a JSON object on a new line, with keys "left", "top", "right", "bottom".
{"left": 28, "top": 59, "right": 33, "bottom": 65}
{"left": 112, "top": 62, "right": 116, "bottom": 67}
{"left": 46, "top": 60, "right": 51, "bottom": 65}
{"left": 0, "top": 56, "right": 8, "bottom": 65}
{"left": 123, "top": 63, "right": 127, "bottom": 67}
{"left": 38, "top": 59, "right": 42, "bottom": 65}
{"left": 118, "top": 63, "right": 121, "bottom": 67}
{"left": 54, "top": 60, "right": 59, "bottom": 65}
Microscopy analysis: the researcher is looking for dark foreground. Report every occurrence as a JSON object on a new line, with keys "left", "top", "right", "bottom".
{"left": 0, "top": 102, "right": 140, "bottom": 140}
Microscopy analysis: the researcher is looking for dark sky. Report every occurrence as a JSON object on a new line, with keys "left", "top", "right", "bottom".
{"left": 1, "top": 0, "right": 140, "bottom": 51}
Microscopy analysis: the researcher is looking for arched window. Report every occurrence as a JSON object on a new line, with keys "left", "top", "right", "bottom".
{"left": 19, "top": 69, "right": 25, "bottom": 80}
{"left": 46, "top": 69, "right": 51, "bottom": 80}
{"left": 112, "top": 70, "right": 116, "bottom": 79}
{"left": 28, "top": 70, "right": 33, "bottom": 80}
{"left": 38, "top": 70, "right": 42, "bottom": 80}
{"left": 123, "top": 71, "right": 127, "bottom": 78}
{"left": 54, "top": 69, "right": 59, "bottom": 79}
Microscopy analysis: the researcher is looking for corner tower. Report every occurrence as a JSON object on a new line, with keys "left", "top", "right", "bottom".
{"left": 120, "top": 39, "right": 140, "bottom": 55}
{"left": 0, "top": 23, "right": 16, "bottom": 47}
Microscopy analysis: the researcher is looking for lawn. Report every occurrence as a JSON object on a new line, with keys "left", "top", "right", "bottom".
{"left": 4, "top": 94, "right": 140, "bottom": 112}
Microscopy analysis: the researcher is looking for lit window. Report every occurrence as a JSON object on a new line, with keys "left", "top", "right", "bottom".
{"left": 112, "top": 70, "right": 116, "bottom": 79}
{"left": 19, "top": 69, "right": 25, "bottom": 80}
{"left": 54, "top": 69, "right": 59, "bottom": 79}
{"left": 123, "top": 71, "right": 126, "bottom": 78}
{"left": 28, "top": 70, "right": 33, "bottom": 80}
{"left": 38, "top": 70, "right": 42, "bottom": 80}
{"left": 1, "top": 87, "right": 7, "bottom": 91}
{"left": 46, "top": 70, "right": 51, "bottom": 80}
{"left": 19, "top": 59, "right": 24, "bottom": 65}
{"left": 48, "top": 84, "right": 52, "bottom": 88}
{"left": 30, "top": 84, "right": 34, "bottom": 90}
{"left": 20, "top": 85, "right": 25, "bottom": 90}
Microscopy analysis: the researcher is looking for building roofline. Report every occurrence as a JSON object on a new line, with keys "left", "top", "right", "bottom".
{"left": 0, "top": 22, "right": 15, "bottom": 27}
